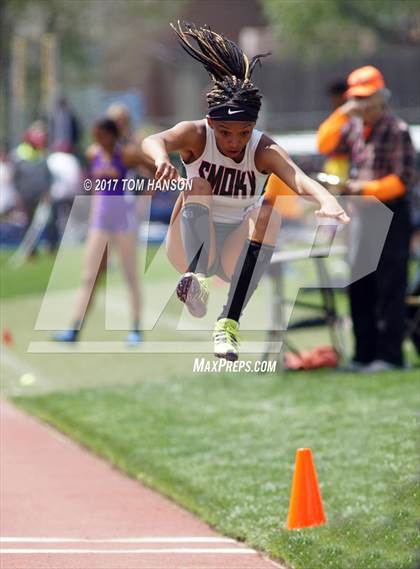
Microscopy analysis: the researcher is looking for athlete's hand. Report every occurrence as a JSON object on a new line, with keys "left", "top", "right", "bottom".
{"left": 315, "top": 198, "right": 350, "bottom": 224}
{"left": 154, "top": 158, "right": 179, "bottom": 182}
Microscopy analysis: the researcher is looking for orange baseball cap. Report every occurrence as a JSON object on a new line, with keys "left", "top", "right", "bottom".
{"left": 346, "top": 66, "right": 385, "bottom": 98}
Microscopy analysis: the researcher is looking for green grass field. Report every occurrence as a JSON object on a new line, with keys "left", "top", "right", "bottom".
{"left": 1, "top": 247, "right": 419, "bottom": 569}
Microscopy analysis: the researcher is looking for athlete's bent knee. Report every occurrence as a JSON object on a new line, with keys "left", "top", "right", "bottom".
{"left": 189, "top": 177, "right": 212, "bottom": 196}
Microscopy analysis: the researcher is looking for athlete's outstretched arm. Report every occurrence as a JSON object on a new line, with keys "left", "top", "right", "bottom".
{"left": 141, "top": 121, "right": 201, "bottom": 182}
{"left": 121, "top": 144, "right": 156, "bottom": 175}
{"left": 258, "top": 135, "right": 350, "bottom": 224}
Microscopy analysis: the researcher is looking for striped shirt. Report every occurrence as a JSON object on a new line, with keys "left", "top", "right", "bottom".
{"left": 318, "top": 109, "right": 417, "bottom": 203}
{"left": 336, "top": 111, "right": 416, "bottom": 200}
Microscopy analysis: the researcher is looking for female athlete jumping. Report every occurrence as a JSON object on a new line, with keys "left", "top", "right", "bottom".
{"left": 142, "top": 22, "right": 349, "bottom": 361}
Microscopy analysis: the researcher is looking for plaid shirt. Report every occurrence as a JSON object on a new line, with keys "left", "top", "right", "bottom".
{"left": 336, "top": 110, "right": 417, "bottom": 194}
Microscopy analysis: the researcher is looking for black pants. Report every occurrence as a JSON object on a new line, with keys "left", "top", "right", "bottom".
{"left": 407, "top": 265, "right": 420, "bottom": 354}
{"left": 349, "top": 199, "right": 410, "bottom": 367}
{"left": 349, "top": 253, "right": 408, "bottom": 366}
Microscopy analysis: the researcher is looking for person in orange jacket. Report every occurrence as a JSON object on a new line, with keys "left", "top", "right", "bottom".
{"left": 318, "top": 66, "right": 416, "bottom": 371}
{"left": 322, "top": 79, "right": 350, "bottom": 181}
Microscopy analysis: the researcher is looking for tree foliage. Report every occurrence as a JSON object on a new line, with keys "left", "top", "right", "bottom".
{"left": 261, "top": 0, "right": 420, "bottom": 58}
{"left": 2, "top": 0, "right": 188, "bottom": 84}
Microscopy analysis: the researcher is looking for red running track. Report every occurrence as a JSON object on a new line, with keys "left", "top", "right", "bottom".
{"left": 0, "top": 401, "right": 283, "bottom": 569}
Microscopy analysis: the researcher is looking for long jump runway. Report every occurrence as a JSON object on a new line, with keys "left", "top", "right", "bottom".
{"left": 0, "top": 401, "right": 283, "bottom": 569}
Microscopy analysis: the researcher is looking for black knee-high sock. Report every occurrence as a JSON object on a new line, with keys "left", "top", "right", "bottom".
{"left": 219, "top": 239, "right": 275, "bottom": 323}
{"left": 180, "top": 202, "right": 210, "bottom": 274}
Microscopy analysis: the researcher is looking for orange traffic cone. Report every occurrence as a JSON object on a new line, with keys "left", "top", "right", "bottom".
{"left": 286, "top": 448, "right": 326, "bottom": 530}
{"left": 2, "top": 328, "right": 13, "bottom": 346}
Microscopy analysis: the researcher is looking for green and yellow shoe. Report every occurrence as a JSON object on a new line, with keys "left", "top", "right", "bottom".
{"left": 176, "top": 272, "right": 210, "bottom": 318}
{"left": 213, "top": 318, "right": 240, "bottom": 361}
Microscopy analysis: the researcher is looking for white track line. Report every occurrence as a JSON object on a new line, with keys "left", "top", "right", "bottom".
{"left": 0, "top": 537, "right": 235, "bottom": 544}
{"left": 0, "top": 548, "right": 256, "bottom": 555}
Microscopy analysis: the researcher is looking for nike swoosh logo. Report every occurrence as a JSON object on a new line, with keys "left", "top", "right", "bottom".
{"left": 227, "top": 109, "right": 243, "bottom": 115}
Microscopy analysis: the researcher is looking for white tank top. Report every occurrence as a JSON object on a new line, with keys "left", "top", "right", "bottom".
{"left": 183, "top": 122, "right": 269, "bottom": 223}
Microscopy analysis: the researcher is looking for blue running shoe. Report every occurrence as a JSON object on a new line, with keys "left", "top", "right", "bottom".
{"left": 53, "top": 329, "right": 78, "bottom": 342}
{"left": 126, "top": 330, "right": 143, "bottom": 346}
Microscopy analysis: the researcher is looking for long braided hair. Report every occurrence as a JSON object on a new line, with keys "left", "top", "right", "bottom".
{"left": 171, "top": 21, "right": 269, "bottom": 120}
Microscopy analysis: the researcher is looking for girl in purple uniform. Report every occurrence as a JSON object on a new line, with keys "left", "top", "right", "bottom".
{"left": 54, "top": 119, "right": 152, "bottom": 345}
